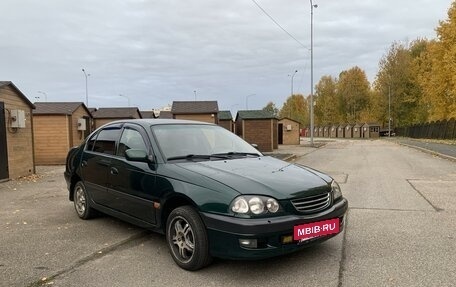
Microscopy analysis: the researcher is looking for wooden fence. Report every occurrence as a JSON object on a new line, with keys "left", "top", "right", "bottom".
{"left": 396, "top": 118, "right": 456, "bottom": 139}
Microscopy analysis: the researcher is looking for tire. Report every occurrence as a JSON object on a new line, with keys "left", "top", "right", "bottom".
{"left": 166, "top": 206, "right": 212, "bottom": 270}
{"left": 73, "top": 181, "right": 95, "bottom": 219}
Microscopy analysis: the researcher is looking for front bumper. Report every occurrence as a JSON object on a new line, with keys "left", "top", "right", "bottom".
{"left": 200, "top": 197, "right": 348, "bottom": 260}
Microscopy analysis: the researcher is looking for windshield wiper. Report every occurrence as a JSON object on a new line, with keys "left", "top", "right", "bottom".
{"left": 167, "top": 154, "right": 229, "bottom": 161}
{"left": 212, "top": 152, "right": 261, "bottom": 158}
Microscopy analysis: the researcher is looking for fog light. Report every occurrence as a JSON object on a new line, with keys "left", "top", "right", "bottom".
{"left": 239, "top": 239, "right": 258, "bottom": 249}
{"left": 281, "top": 235, "right": 293, "bottom": 244}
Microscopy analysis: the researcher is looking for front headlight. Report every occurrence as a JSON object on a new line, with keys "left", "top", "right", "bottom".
{"left": 230, "top": 196, "right": 281, "bottom": 216}
{"left": 331, "top": 180, "right": 342, "bottom": 200}
{"left": 248, "top": 197, "right": 264, "bottom": 214}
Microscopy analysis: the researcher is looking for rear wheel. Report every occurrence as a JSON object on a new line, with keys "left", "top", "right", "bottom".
{"left": 166, "top": 206, "right": 212, "bottom": 270}
{"left": 73, "top": 181, "right": 95, "bottom": 219}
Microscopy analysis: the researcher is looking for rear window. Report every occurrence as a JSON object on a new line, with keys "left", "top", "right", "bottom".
{"left": 91, "top": 127, "right": 121, "bottom": 155}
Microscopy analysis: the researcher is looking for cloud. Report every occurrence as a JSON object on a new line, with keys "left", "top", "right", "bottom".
{"left": 0, "top": 0, "right": 452, "bottom": 112}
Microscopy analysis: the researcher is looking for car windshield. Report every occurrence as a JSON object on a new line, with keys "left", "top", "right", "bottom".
{"left": 151, "top": 124, "right": 262, "bottom": 161}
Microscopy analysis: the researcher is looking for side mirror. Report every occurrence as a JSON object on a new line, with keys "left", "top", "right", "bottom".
{"left": 251, "top": 143, "right": 258, "bottom": 149}
{"left": 125, "top": 149, "right": 153, "bottom": 163}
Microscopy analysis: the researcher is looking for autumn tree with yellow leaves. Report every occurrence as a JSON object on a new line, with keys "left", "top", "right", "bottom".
{"left": 415, "top": 1, "right": 456, "bottom": 121}
{"left": 278, "top": 94, "right": 309, "bottom": 126}
{"left": 314, "top": 75, "right": 339, "bottom": 125}
{"left": 373, "top": 41, "right": 428, "bottom": 127}
{"left": 280, "top": 2, "right": 455, "bottom": 129}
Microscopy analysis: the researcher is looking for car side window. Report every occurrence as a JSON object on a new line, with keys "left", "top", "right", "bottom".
{"left": 92, "top": 127, "right": 121, "bottom": 155}
{"left": 117, "top": 128, "right": 147, "bottom": 157}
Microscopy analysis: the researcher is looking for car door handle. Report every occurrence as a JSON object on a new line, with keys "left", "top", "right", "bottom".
{"left": 97, "top": 160, "right": 111, "bottom": 167}
{"left": 110, "top": 167, "right": 119, "bottom": 175}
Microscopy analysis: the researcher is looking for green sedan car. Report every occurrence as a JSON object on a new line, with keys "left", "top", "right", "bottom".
{"left": 64, "top": 119, "right": 348, "bottom": 270}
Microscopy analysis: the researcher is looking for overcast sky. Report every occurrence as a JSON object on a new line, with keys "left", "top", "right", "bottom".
{"left": 0, "top": 0, "right": 453, "bottom": 114}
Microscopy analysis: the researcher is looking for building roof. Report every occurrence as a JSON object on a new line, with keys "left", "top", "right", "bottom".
{"left": 236, "top": 110, "right": 276, "bottom": 121}
{"left": 92, "top": 107, "right": 142, "bottom": 119}
{"left": 279, "top": 117, "right": 300, "bottom": 124}
{"left": 158, "top": 110, "right": 173, "bottom": 119}
{"left": 140, "top": 110, "right": 156, "bottom": 119}
{"left": 0, "top": 81, "right": 35, "bottom": 109}
{"left": 362, "top": 122, "right": 381, "bottom": 127}
{"left": 218, "top": 110, "right": 233, "bottom": 120}
{"left": 32, "top": 102, "right": 90, "bottom": 115}
{"left": 171, "top": 101, "right": 219, "bottom": 114}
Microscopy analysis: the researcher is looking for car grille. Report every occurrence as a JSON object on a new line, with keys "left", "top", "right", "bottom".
{"left": 291, "top": 192, "right": 331, "bottom": 213}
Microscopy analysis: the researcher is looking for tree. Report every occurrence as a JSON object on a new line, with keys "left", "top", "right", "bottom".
{"left": 373, "top": 41, "right": 427, "bottom": 127}
{"left": 415, "top": 2, "right": 456, "bottom": 120}
{"left": 279, "top": 94, "right": 309, "bottom": 126}
{"left": 262, "top": 101, "right": 279, "bottom": 117}
{"left": 314, "top": 75, "right": 339, "bottom": 125}
{"left": 337, "top": 66, "right": 371, "bottom": 123}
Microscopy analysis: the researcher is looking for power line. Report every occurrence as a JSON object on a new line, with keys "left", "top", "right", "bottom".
{"left": 251, "top": 0, "right": 310, "bottom": 51}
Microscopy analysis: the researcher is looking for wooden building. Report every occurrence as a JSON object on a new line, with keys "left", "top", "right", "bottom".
{"left": 171, "top": 101, "right": 219, "bottom": 124}
{"left": 344, "top": 124, "right": 353, "bottom": 138}
{"left": 0, "top": 81, "right": 35, "bottom": 180}
{"left": 330, "top": 124, "right": 338, "bottom": 138}
{"left": 92, "top": 107, "right": 142, "bottom": 129}
{"left": 140, "top": 111, "right": 156, "bottom": 119}
{"left": 353, "top": 123, "right": 362, "bottom": 138}
{"left": 158, "top": 111, "right": 173, "bottom": 119}
{"left": 32, "top": 102, "right": 91, "bottom": 165}
{"left": 324, "top": 126, "right": 330, "bottom": 138}
{"left": 362, "top": 123, "right": 381, "bottom": 138}
{"left": 337, "top": 124, "right": 345, "bottom": 138}
{"left": 235, "top": 110, "right": 278, "bottom": 152}
{"left": 278, "top": 118, "right": 300, "bottom": 145}
{"left": 218, "top": 110, "right": 234, "bottom": 132}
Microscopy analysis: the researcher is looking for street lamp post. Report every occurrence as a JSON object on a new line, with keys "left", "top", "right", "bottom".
{"left": 289, "top": 70, "right": 298, "bottom": 118}
{"left": 194, "top": 90, "right": 197, "bottom": 101}
{"left": 388, "top": 85, "right": 391, "bottom": 137}
{"left": 37, "top": 91, "right": 47, "bottom": 102}
{"left": 82, "top": 69, "right": 90, "bottom": 107}
{"left": 290, "top": 70, "right": 298, "bottom": 98}
{"left": 119, "top": 94, "right": 130, "bottom": 107}
{"left": 245, "top": 93, "right": 256, "bottom": 110}
{"left": 310, "top": 0, "right": 317, "bottom": 146}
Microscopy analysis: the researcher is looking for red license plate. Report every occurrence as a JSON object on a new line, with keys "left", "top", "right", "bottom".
{"left": 293, "top": 218, "right": 340, "bottom": 241}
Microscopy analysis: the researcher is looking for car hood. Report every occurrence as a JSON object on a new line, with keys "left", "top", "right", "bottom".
{"left": 174, "top": 156, "right": 332, "bottom": 200}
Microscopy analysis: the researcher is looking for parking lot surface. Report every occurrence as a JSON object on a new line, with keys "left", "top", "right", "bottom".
{"left": 1, "top": 139, "right": 455, "bottom": 287}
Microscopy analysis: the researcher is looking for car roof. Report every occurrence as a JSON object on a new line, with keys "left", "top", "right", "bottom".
{"left": 105, "top": 118, "right": 215, "bottom": 128}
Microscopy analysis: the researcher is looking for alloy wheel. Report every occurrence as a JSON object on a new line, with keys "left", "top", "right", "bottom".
{"left": 74, "top": 185, "right": 86, "bottom": 216}
{"left": 169, "top": 216, "right": 195, "bottom": 263}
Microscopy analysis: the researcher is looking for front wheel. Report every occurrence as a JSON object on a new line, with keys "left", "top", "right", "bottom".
{"left": 166, "top": 206, "right": 212, "bottom": 270}
{"left": 73, "top": 181, "right": 95, "bottom": 219}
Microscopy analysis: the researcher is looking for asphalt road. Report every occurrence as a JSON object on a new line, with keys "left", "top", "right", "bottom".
{"left": 1, "top": 139, "right": 455, "bottom": 287}
{"left": 392, "top": 138, "right": 456, "bottom": 160}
